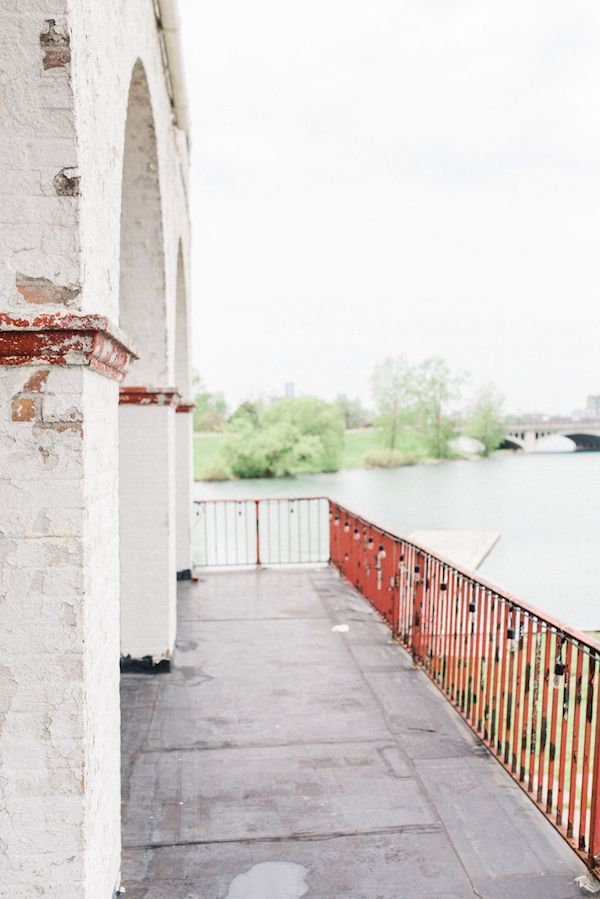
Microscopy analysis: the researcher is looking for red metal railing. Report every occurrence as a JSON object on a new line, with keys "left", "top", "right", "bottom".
{"left": 329, "top": 499, "right": 600, "bottom": 874}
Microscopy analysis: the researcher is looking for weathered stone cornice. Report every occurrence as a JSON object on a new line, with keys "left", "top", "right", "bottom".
{"left": 119, "top": 386, "right": 181, "bottom": 406}
{"left": 175, "top": 401, "right": 195, "bottom": 413}
{"left": 0, "top": 313, "right": 137, "bottom": 382}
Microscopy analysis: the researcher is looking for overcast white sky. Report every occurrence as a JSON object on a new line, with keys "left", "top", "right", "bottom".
{"left": 180, "top": 0, "right": 600, "bottom": 415}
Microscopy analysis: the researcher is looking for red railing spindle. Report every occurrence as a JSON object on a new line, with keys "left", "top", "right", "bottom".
{"left": 580, "top": 652, "right": 596, "bottom": 851}
{"left": 412, "top": 550, "right": 425, "bottom": 663}
{"left": 588, "top": 651, "right": 600, "bottom": 865}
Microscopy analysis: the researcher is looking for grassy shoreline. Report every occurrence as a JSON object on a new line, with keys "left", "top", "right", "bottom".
{"left": 194, "top": 428, "right": 448, "bottom": 481}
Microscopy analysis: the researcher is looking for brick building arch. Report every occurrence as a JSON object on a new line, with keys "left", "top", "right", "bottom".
{"left": 0, "top": 3, "right": 191, "bottom": 896}
{"left": 118, "top": 59, "right": 179, "bottom": 669}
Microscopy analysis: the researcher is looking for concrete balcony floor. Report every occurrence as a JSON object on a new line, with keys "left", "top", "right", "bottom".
{"left": 121, "top": 567, "right": 587, "bottom": 899}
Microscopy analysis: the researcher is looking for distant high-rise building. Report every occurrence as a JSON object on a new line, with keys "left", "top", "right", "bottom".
{"left": 586, "top": 395, "right": 600, "bottom": 417}
{"left": 285, "top": 381, "right": 296, "bottom": 398}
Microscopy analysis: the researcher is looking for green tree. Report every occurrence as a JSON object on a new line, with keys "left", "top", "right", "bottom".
{"left": 192, "top": 374, "right": 227, "bottom": 432}
{"left": 224, "top": 420, "right": 322, "bottom": 478}
{"left": 466, "top": 385, "right": 505, "bottom": 456}
{"left": 228, "top": 400, "right": 262, "bottom": 428}
{"left": 262, "top": 397, "right": 344, "bottom": 472}
{"left": 370, "top": 356, "right": 415, "bottom": 450}
{"left": 222, "top": 396, "right": 344, "bottom": 478}
{"left": 371, "top": 355, "right": 463, "bottom": 458}
{"left": 412, "top": 357, "right": 462, "bottom": 458}
{"left": 334, "top": 394, "right": 371, "bottom": 429}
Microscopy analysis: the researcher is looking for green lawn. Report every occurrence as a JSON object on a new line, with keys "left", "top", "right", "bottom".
{"left": 341, "top": 428, "right": 387, "bottom": 467}
{"left": 194, "top": 428, "right": 426, "bottom": 480}
{"left": 194, "top": 433, "right": 227, "bottom": 480}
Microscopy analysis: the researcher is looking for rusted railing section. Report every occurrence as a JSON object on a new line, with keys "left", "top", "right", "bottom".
{"left": 193, "top": 497, "right": 329, "bottom": 567}
{"left": 329, "top": 499, "right": 600, "bottom": 874}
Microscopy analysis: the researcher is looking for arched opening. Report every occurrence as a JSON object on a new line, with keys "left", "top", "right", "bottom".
{"left": 498, "top": 438, "right": 524, "bottom": 451}
{"left": 120, "top": 62, "right": 168, "bottom": 385}
{"left": 565, "top": 433, "right": 600, "bottom": 451}
{"left": 118, "top": 60, "right": 176, "bottom": 667}
{"left": 174, "top": 243, "right": 194, "bottom": 578}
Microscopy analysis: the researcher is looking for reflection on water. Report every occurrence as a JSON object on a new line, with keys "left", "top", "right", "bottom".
{"left": 194, "top": 453, "right": 600, "bottom": 630}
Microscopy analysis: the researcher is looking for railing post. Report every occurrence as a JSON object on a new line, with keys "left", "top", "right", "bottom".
{"left": 255, "top": 499, "right": 261, "bottom": 566}
{"left": 412, "top": 550, "right": 425, "bottom": 662}
{"left": 588, "top": 648, "right": 600, "bottom": 871}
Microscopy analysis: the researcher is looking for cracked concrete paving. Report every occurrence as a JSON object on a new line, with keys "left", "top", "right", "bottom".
{"left": 121, "top": 567, "right": 587, "bottom": 898}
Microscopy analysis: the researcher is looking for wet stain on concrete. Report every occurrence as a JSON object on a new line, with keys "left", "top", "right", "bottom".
{"left": 222, "top": 862, "right": 309, "bottom": 899}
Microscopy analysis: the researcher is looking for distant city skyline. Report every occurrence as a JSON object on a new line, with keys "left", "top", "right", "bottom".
{"left": 199, "top": 376, "right": 599, "bottom": 424}
{"left": 180, "top": 0, "right": 600, "bottom": 417}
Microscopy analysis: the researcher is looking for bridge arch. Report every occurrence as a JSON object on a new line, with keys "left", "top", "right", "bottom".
{"left": 564, "top": 433, "right": 600, "bottom": 451}
{"left": 499, "top": 437, "right": 524, "bottom": 451}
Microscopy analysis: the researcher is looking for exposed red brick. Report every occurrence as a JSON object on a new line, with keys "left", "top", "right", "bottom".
{"left": 40, "top": 19, "right": 70, "bottom": 70}
{"left": 22, "top": 370, "right": 49, "bottom": 393}
{"left": 176, "top": 402, "right": 196, "bottom": 413}
{"left": 16, "top": 274, "right": 80, "bottom": 307}
{"left": 11, "top": 397, "right": 37, "bottom": 422}
{"left": 50, "top": 423, "right": 83, "bottom": 435}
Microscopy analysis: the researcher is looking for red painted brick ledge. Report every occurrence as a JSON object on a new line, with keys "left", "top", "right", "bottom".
{"left": 119, "top": 386, "right": 181, "bottom": 406}
{"left": 0, "top": 313, "right": 137, "bottom": 382}
{"left": 175, "top": 401, "right": 196, "bottom": 413}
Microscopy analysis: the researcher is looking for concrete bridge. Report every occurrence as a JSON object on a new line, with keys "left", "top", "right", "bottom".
{"left": 501, "top": 419, "right": 600, "bottom": 452}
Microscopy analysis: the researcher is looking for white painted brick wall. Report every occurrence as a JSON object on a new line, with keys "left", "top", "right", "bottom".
{"left": 176, "top": 411, "right": 194, "bottom": 573}
{"left": 0, "top": 0, "right": 191, "bottom": 895}
{"left": 119, "top": 404, "right": 177, "bottom": 661}
{"left": 0, "top": 367, "right": 120, "bottom": 899}
{"left": 0, "top": 3, "right": 80, "bottom": 313}
{"left": 82, "top": 373, "right": 121, "bottom": 898}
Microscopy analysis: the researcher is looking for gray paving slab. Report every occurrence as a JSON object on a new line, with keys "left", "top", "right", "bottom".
{"left": 123, "top": 741, "right": 432, "bottom": 847}
{"left": 122, "top": 830, "right": 476, "bottom": 899}
{"left": 121, "top": 566, "right": 588, "bottom": 899}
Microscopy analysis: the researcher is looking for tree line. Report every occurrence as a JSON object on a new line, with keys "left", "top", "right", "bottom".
{"left": 193, "top": 356, "right": 506, "bottom": 479}
{"left": 370, "top": 356, "right": 504, "bottom": 460}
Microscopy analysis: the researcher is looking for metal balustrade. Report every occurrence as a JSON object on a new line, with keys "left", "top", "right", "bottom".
{"left": 193, "top": 497, "right": 329, "bottom": 567}
{"left": 330, "top": 499, "right": 600, "bottom": 874}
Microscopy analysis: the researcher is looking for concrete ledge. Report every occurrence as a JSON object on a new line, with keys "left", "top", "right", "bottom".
{"left": 408, "top": 529, "right": 500, "bottom": 570}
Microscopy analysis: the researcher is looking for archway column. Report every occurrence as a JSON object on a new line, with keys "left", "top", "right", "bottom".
{"left": 119, "top": 386, "right": 179, "bottom": 669}
{"left": 0, "top": 313, "right": 135, "bottom": 898}
{"left": 175, "top": 401, "right": 195, "bottom": 580}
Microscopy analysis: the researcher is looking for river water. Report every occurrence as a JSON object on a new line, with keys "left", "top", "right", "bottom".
{"left": 194, "top": 453, "right": 600, "bottom": 630}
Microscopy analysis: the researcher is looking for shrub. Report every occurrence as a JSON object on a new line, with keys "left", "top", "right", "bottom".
{"left": 262, "top": 397, "right": 344, "bottom": 472}
{"left": 201, "top": 459, "right": 234, "bottom": 481}
{"left": 364, "top": 449, "right": 421, "bottom": 468}
{"left": 222, "top": 396, "right": 345, "bottom": 478}
{"left": 224, "top": 422, "right": 323, "bottom": 478}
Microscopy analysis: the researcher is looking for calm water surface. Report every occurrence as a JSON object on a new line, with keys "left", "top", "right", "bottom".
{"left": 194, "top": 453, "right": 600, "bottom": 630}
